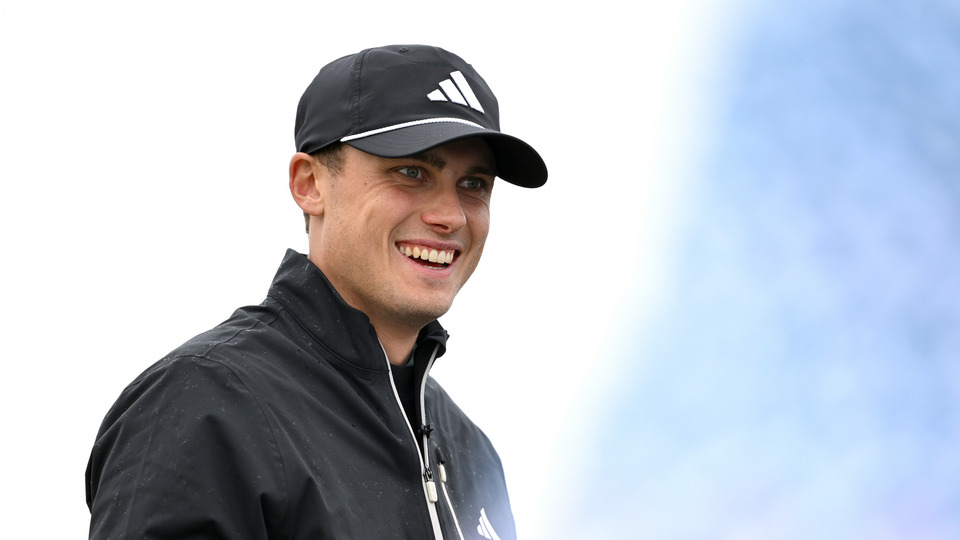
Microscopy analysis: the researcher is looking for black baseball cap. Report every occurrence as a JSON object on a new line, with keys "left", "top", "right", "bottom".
{"left": 294, "top": 45, "right": 547, "bottom": 188}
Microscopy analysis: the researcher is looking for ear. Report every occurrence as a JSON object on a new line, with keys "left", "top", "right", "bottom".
{"left": 289, "top": 152, "right": 325, "bottom": 217}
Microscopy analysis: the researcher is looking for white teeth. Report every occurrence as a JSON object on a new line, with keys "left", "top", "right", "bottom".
{"left": 399, "top": 245, "right": 456, "bottom": 266}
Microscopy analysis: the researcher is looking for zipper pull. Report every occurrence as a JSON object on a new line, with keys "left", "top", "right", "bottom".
{"left": 424, "top": 468, "right": 439, "bottom": 503}
{"left": 437, "top": 462, "right": 447, "bottom": 483}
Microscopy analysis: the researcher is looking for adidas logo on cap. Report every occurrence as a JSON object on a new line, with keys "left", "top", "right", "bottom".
{"left": 427, "top": 71, "right": 485, "bottom": 113}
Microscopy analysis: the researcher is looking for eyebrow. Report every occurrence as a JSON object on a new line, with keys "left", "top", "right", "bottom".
{"left": 406, "top": 151, "right": 498, "bottom": 177}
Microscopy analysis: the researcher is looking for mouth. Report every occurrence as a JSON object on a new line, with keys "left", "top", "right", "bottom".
{"left": 397, "top": 243, "right": 457, "bottom": 269}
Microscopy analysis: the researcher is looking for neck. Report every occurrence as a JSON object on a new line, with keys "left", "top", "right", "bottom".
{"left": 373, "top": 320, "right": 420, "bottom": 366}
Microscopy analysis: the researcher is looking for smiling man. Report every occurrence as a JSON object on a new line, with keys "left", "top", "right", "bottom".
{"left": 86, "top": 45, "right": 547, "bottom": 540}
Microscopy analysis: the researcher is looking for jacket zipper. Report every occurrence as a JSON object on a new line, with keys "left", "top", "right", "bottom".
{"left": 417, "top": 347, "right": 466, "bottom": 540}
{"left": 383, "top": 342, "right": 444, "bottom": 540}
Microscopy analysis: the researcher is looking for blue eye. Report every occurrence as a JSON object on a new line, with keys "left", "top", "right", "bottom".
{"left": 398, "top": 166, "right": 422, "bottom": 179}
{"left": 459, "top": 178, "right": 486, "bottom": 191}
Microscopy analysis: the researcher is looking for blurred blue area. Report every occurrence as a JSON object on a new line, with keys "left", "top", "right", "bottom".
{"left": 562, "top": 1, "right": 960, "bottom": 538}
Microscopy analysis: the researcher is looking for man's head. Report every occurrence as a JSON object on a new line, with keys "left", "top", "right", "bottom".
{"left": 288, "top": 45, "right": 546, "bottom": 335}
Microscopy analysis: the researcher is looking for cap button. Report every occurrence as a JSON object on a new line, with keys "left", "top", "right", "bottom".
{"left": 398, "top": 47, "right": 409, "bottom": 53}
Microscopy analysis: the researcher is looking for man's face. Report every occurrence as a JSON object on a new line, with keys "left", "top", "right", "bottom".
{"left": 310, "top": 137, "right": 496, "bottom": 332}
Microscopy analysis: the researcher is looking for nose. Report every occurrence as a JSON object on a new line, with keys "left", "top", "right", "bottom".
{"left": 421, "top": 183, "right": 467, "bottom": 234}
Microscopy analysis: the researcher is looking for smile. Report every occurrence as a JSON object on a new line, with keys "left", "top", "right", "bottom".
{"left": 397, "top": 244, "right": 456, "bottom": 267}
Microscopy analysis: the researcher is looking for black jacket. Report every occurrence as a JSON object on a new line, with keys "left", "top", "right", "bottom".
{"left": 86, "top": 250, "right": 515, "bottom": 539}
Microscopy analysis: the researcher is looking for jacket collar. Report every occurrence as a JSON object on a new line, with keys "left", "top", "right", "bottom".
{"left": 266, "top": 249, "right": 448, "bottom": 371}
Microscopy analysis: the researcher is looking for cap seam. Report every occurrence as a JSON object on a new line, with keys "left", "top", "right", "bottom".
{"left": 350, "top": 49, "right": 371, "bottom": 136}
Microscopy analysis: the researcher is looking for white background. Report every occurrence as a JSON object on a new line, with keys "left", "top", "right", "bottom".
{"left": 0, "top": 1, "right": 736, "bottom": 537}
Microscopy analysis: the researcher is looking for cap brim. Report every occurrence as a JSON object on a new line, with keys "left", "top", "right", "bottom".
{"left": 345, "top": 122, "right": 547, "bottom": 188}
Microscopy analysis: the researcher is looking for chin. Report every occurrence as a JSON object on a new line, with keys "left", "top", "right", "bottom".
{"left": 403, "top": 297, "right": 456, "bottom": 323}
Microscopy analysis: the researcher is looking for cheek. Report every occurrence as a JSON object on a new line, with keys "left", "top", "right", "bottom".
{"left": 333, "top": 191, "right": 405, "bottom": 238}
{"left": 474, "top": 219, "right": 491, "bottom": 251}
{"left": 466, "top": 204, "right": 491, "bottom": 240}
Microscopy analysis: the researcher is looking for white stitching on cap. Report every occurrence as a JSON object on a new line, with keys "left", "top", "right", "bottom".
{"left": 340, "top": 117, "right": 485, "bottom": 142}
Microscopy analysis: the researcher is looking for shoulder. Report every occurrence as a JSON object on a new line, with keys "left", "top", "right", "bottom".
{"left": 87, "top": 353, "right": 291, "bottom": 539}
{"left": 87, "top": 301, "right": 304, "bottom": 537}
{"left": 97, "top": 308, "right": 288, "bottom": 446}
{"left": 122, "top": 301, "right": 289, "bottom": 396}
{"left": 88, "top": 331, "right": 290, "bottom": 500}
{"left": 95, "top": 352, "right": 274, "bottom": 457}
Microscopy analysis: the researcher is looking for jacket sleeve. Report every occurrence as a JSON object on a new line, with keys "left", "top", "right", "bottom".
{"left": 86, "top": 356, "right": 287, "bottom": 540}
